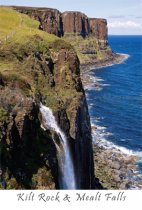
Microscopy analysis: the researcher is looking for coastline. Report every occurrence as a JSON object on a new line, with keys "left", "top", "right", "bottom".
{"left": 81, "top": 53, "right": 129, "bottom": 91}
{"left": 93, "top": 135, "right": 142, "bottom": 190}
{"left": 80, "top": 52, "right": 129, "bottom": 73}
{"left": 82, "top": 52, "right": 142, "bottom": 189}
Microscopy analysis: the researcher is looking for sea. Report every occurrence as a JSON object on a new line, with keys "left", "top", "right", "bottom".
{"left": 85, "top": 35, "right": 142, "bottom": 174}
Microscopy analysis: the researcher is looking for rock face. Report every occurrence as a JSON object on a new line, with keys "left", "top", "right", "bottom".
{"left": 0, "top": 76, "right": 58, "bottom": 189}
{"left": 94, "top": 143, "right": 141, "bottom": 189}
{"left": 13, "top": 6, "right": 63, "bottom": 36}
{"left": 0, "top": 8, "right": 94, "bottom": 189}
{"left": 45, "top": 41, "right": 94, "bottom": 189}
{"left": 0, "top": 42, "right": 94, "bottom": 189}
{"left": 12, "top": 6, "right": 110, "bottom": 66}
{"left": 0, "top": 102, "right": 57, "bottom": 189}
{"left": 72, "top": 97, "right": 94, "bottom": 188}
{"left": 89, "top": 18, "right": 108, "bottom": 41}
{"left": 13, "top": 6, "right": 108, "bottom": 41}
{"left": 62, "top": 12, "right": 90, "bottom": 37}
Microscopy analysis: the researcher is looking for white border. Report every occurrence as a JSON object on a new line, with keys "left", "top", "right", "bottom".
{"left": 0, "top": 190, "right": 141, "bottom": 210}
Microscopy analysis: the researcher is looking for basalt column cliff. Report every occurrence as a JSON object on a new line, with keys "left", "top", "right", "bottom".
{"left": 13, "top": 6, "right": 107, "bottom": 40}
{"left": 62, "top": 12, "right": 90, "bottom": 37}
{"left": 0, "top": 7, "right": 94, "bottom": 189}
{"left": 13, "top": 6, "right": 112, "bottom": 65}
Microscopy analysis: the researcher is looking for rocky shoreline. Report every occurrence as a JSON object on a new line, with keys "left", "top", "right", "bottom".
{"left": 93, "top": 139, "right": 142, "bottom": 190}
{"left": 81, "top": 53, "right": 129, "bottom": 91}
{"left": 81, "top": 52, "right": 142, "bottom": 190}
{"left": 80, "top": 53, "right": 128, "bottom": 73}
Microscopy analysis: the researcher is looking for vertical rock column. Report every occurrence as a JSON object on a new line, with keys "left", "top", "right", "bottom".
{"left": 89, "top": 18, "right": 108, "bottom": 48}
{"left": 74, "top": 97, "right": 94, "bottom": 189}
{"left": 62, "top": 12, "right": 90, "bottom": 37}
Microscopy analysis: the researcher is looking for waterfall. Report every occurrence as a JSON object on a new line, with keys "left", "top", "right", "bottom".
{"left": 40, "top": 104, "right": 76, "bottom": 189}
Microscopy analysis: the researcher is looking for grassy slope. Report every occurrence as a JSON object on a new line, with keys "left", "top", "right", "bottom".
{"left": 0, "top": 7, "right": 82, "bottom": 113}
{"left": 0, "top": 7, "right": 57, "bottom": 84}
{"left": 0, "top": 7, "right": 57, "bottom": 43}
{"left": 63, "top": 34, "right": 111, "bottom": 64}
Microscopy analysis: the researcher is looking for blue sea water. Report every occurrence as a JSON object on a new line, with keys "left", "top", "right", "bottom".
{"left": 86, "top": 35, "right": 142, "bottom": 171}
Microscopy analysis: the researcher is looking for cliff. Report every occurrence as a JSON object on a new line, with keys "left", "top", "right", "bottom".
{"left": 0, "top": 7, "right": 94, "bottom": 189}
{"left": 62, "top": 11, "right": 90, "bottom": 37}
{"left": 89, "top": 18, "right": 108, "bottom": 41}
{"left": 13, "top": 6, "right": 64, "bottom": 37}
{"left": 12, "top": 6, "right": 112, "bottom": 66}
{"left": 13, "top": 6, "right": 107, "bottom": 40}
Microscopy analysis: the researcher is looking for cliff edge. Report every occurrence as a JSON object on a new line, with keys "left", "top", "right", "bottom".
{"left": 0, "top": 7, "right": 94, "bottom": 189}
{"left": 12, "top": 6, "right": 113, "bottom": 66}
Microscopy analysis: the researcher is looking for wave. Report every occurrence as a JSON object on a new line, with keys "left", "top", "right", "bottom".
{"left": 83, "top": 54, "right": 130, "bottom": 91}
{"left": 84, "top": 73, "right": 110, "bottom": 91}
{"left": 91, "top": 122, "right": 142, "bottom": 189}
{"left": 91, "top": 123, "right": 142, "bottom": 158}
{"left": 116, "top": 53, "right": 130, "bottom": 63}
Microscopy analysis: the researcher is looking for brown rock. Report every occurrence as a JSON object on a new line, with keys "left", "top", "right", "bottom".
{"left": 113, "top": 175, "right": 121, "bottom": 182}
{"left": 13, "top": 6, "right": 63, "bottom": 36}
{"left": 110, "top": 161, "right": 121, "bottom": 170}
{"left": 62, "top": 12, "right": 90, "bottom": 37}
{"left": 125, "top": 156, "right": 138, "bottom": 164}
{"left": 89, "top": 18, "right": 108, "bottom": 41}
{"left": 119, "top": 183, "right": 127, "bottom": 190}
{"left": 13, "top": 6, "right": 108, "bottom": 41}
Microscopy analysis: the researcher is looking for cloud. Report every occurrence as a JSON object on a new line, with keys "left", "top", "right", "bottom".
{"left": 128, "top": 15, "right": 135, "bottom": 17}
{"left": 108, "top": 15, "right": 125, "bottom": 19}
{"left": 136, "top": 16, "right": 142, "bottom": 19}
{"left": 108, "top": 21, "right": 142, "bottom": 29}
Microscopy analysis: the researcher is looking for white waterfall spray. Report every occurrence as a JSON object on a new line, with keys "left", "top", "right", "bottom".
{"left": 40, "top": 103, "right": 76, "bottom": 189}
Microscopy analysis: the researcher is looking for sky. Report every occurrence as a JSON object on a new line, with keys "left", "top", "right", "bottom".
{"left": 0, "top": 0, "right": 142, "bottom": 35}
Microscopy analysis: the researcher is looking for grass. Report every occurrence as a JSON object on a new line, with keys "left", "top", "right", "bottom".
{"left": 0, "top": 7, "right": 39, "bottom": 42}
{"left": 63, "top": 34, "right": 107, "bottom": 64}
{"left": 0, "top": 7, "right": 58, "bottom": 43}
{"left": 0, "top": 7, "right": 58, "bottom": 54}
{"left": 0, "top": 7, "right": 59, "bottom": 97}
{"left": 0, "top": 107, "right": 8, "bottom": 121}
{"left": 0, "top": 7, "right": 82, "bottom": 113}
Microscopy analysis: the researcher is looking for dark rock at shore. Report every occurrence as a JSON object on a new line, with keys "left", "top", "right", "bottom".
{"left": 93, "top": 142, "right": 141, "bottom": 190}
{"left": 80, "top": 53, "right": 126, "bottom": 73}
{"left": 109, "top": 161, "right": 121, "bottom": 170}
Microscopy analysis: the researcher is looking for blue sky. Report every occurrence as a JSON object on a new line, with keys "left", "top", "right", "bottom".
{"left": 0, "top": 0, "right": 142, "bottom": 35}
